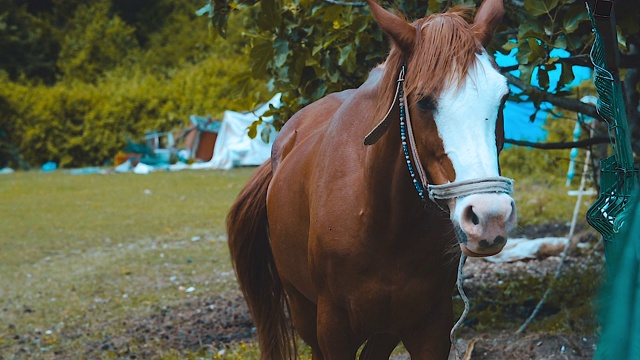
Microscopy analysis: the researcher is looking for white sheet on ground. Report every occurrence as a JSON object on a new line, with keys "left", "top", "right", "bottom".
{"left": 133, "top": 162, "right": 154, "bottom": 175}
{"left": 484, "top": 237, "right": 569, "bottom": 263}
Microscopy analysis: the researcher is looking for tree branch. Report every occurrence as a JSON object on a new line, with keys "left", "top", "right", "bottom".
{"left": 495, "top": 29, "right": 518, "bottom": 37}
{"left": 322, "top": 0, "right": 366, "bottom": 6}
{"left": 505, "top": 73, "right": 601, "bottom": 120}
{"left": 500, "top": 65, "right": 519, "bottom": 72}
{"left": 505, "top": 136, "right": 610, "bottom": 149}
{"left": 557, "top": 55, "right": 592, "bottom": 68}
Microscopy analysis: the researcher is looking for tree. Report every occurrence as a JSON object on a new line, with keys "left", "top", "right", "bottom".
{"left": 0, "top": 0, "right": 59, "bottom": 83}
{"left": 57, "top": 1, "right": 138, "bottom": 83}
{"left": 199, "top": 0, "right": 640, "bottom": 154}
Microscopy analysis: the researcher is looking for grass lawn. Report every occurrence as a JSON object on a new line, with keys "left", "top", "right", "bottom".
{"left": 0, "top": 168, "right": 255, "bottom": 358}
{"left": 0, "top": 166, "right": 601, "bottom": 359}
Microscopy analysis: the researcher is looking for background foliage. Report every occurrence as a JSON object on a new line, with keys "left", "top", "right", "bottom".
{"left": 201, "top": 0, "right": 638, "bottom": 168}
{"left": 0, "top": 0, "right": 265, "bottom": 168}
{"left": 1, "top": 0, "right": 637, "bottom": 172}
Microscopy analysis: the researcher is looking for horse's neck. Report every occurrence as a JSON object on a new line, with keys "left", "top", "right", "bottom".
{"left": 361, "top": 95, "right": 425, "bottom": 219}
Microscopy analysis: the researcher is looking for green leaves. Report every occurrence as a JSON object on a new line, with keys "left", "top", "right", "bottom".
{"left": 250, "top": 38, "right": 274, "bottom": 78}
{"left": 338, "top": 44, "right": 356, "bottom": 73}
{"left": 246, "top": 119, "right": 272, "bottom": 142}
{"left": 0, "top": 50, "right": 265, "bottom": 168}
{"left": 273, "top": 37, "right": 289, "bottom": 67}
{"left": 562, "top": 5, "right": 589, "bottom": 33}
{"left": 260, "top": 126, "right": 272, "bottom": 143}
{"left": 524, "top": 0, "right": 560, "bottom": 17}
{"left": 505, "top": 0, "right": 593, "bottom": 101}
{"left": 247, "top": 120, "right": 258, "bottom": 139}
{"left": 257, "top": 0, "right": 281, "bottom": 30}
{"left": 233, "top": 0, "right": 380, "bottom": 121}
{"left": 528, "top": 39, "right": 547, "bottom": 63}
{"left": 226, "top": 0, "right": 602, "bottom": 131}
{"left": 537, "top": 67, "right": 550, "bottom": 89}
{"left": 558, "top": 60, "right": 576, "bottom": 87}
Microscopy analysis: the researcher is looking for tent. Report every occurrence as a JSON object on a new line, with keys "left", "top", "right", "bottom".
{"left": 182, "top": 115, "right": 221, "bottom": 162}
{"left": 195, "top": 93, "right": 281, "bottom": 170}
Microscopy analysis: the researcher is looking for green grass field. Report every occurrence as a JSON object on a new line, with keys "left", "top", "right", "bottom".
{"left": 0, "top": 167, "right": 600, "bottom": 359}
{"left": 0, "top": 168, "right": 258, "bottom": 358}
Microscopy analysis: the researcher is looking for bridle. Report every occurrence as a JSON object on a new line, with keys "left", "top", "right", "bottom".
{"left": 364, "top": 64, "right": 515, "bottom": 209}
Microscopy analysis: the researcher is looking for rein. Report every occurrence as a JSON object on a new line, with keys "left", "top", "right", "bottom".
{"left": 364, "top": 64, "right": 515, "bottom": 207}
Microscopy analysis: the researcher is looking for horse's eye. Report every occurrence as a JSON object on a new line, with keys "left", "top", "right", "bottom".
{"left": 417, "top": 97, "right": 436, "bottom": 111}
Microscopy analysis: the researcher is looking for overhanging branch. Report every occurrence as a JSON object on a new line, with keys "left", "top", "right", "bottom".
{"left": 505, "top": 73, "right": 601, "bottom": 120}
{"left": 322, "top": 0, "right": 366, "bottom": 6}
{"left": 505, "top": 136, "right": 610, "bottom": 149}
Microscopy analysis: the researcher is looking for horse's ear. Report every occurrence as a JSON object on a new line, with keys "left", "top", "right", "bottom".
{"left": 365, "top": 0, "right": 415, "bottom": 52}
{"left": 472, "top": 0, "right": 504, "bottom": 47}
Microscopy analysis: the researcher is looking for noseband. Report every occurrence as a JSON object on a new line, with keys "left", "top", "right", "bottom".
{"left": 364, "top": 65, "right": 514, "bottom": 208}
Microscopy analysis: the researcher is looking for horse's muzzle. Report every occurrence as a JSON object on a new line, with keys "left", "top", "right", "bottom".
{"left": 451, "top": 193, "right": 517, "bottom": 257}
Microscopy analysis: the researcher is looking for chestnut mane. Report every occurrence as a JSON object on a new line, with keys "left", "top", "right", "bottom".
{"left": 375, "top": 7, "right": 481, "bottom": 122}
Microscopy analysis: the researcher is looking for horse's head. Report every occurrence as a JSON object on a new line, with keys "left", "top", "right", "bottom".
{"left": 366, "top": 0, "right": 517, "bottom": 257}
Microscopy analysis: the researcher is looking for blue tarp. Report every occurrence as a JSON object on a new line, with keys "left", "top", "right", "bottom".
{"left": 496, "top": 48, "right": 592, "bottom": 142}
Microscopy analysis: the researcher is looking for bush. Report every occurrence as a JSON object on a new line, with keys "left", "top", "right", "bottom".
{"left": 1, "top": 54, "right": 265, "bottom": 168}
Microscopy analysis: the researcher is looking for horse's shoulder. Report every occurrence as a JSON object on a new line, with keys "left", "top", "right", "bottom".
{"left": 271, "top": 90, "right": 355, "bottom": 168}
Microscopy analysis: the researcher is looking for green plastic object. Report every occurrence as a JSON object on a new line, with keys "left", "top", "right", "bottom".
{"left": 595, "top": 191, "right": 640, "bottom": 359}
{"left": 584, "top": 0, "right": 639, "bottom": 246}
{"left": 584, "top": 1, "right": 640, "bottom": 359}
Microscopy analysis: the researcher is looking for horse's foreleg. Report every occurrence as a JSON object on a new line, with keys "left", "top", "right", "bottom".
{"left": 316, "top": 297, "right": 360, "bottom": 359}
{"left": 359, "top": 333, "right": 400, "bottom": 360}
{"left": 401, "top": 296, "right": 453, "bottom": 360}
{"left": 284, "top": 284, "right": 324, "bottom": 359}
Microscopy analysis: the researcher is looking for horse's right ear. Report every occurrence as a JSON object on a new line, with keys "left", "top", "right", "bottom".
{"left": 472, "top": 0, "right": 504, "bottom": 47}
{"left": 365, "top": 0, "right": 415, "bottom": 52}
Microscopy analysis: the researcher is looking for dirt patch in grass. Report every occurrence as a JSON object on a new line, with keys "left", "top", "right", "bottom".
{"left": 74, "top": 251, "right": 599, "bottom": 359}
{"left": 457, "top": 333, "right": 596, "bottom": 359}
{"left": 442, "top": 255, "right": 601, "bottom": 359}
{"left": 2, "top": 222, "right": 604, "bottom": 359}
{"left": 82, "top": 292, "right": 254, "bottom": 359}
{"left": 4, "top": 291, "right": 254, "bottom": 359}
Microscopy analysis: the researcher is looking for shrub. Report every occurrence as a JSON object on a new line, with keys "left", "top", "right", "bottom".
{"left": 1, "top": 54, "right": 265, "bottom": 168}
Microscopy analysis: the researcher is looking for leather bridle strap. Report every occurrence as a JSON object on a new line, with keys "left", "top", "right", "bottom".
{"left": 401, "top": 68, "right": 430, "bottom": 197}
{"left": 363, "top": 68, "right": 403, "bottom": 146}
{"left": 365, "top": 65, "right": 515, "bottom": 206}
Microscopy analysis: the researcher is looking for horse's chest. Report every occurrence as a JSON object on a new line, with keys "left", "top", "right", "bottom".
{"left": 326, "top": 258, "right": 457, "bottom": 332}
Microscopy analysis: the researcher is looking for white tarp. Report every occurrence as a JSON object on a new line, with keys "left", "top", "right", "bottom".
{"left": 195, "top": 93, "right": 281, "bottom": 170}
{"left": 484, "top": 237, "right": 569, "bottom": 263}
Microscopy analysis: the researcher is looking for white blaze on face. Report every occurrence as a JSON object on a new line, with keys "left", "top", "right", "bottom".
{"left": 432, "top": 51, "right": 517, "bottom": 256}
{"left": 434, "top": 51, "right": 509, "bottom": 182}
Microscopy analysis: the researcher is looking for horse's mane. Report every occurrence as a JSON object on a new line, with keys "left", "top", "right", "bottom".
{"left": 375, "top": 7, "right": 481, "bottom": 123}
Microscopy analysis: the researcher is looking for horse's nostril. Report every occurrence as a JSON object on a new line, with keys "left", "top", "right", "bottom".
{"left": 466, "top": 207, "right": 480, "bottom": 225}
{"left": 471, "top": 212, "right": 479, "bottom": 225}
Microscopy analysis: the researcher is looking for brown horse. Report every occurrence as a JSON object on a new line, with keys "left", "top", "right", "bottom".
{"left": 227, "top": 0, "right": 516, "bottom": 358}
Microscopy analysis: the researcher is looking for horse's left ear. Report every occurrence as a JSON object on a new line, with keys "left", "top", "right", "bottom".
{"left": 472, "top": 0, "right": 504, "bottom": 47}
